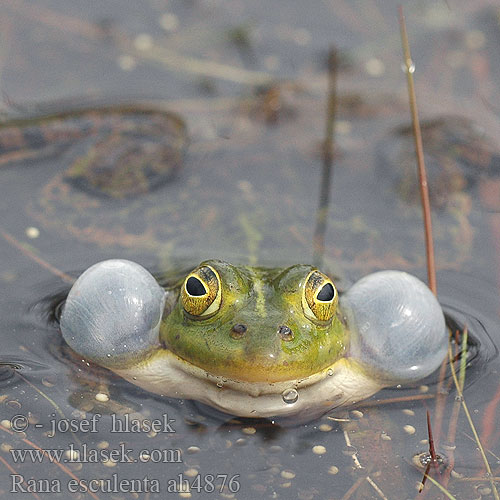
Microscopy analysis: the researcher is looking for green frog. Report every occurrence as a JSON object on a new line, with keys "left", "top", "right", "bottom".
{"left": 60, "top": 258, "right": 447, "bottom": 420}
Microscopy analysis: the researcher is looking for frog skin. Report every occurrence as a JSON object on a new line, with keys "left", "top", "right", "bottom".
{"left": 60, "top": 259, "right": 447, "bottom": 421}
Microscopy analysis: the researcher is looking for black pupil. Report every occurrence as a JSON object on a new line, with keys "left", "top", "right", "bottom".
{"left": 186, "top": 277, "right": 207, "bottom": 296}
{"left": 317, "top": 283, "right": 335, "bottom": 301}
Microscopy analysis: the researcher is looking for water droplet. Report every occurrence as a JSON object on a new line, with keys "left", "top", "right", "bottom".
{"left": 327, "top": 369, "right": 334, "bottom": 376}
{"left": 401, "top": 61, "right": 415, "bottom": 73}
{"left": 282, "top": 388, "right": 299, "bottom": 404}
{"left": 106, "top": 354, "right": 112, "bottom": 358}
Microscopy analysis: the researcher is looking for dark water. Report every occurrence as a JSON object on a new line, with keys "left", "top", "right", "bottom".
{"left": 0, "top": 0, "right": 500, "bottom": 499}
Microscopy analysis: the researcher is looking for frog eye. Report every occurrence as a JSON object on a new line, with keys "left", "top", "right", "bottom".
{"left": 181, "top": 265, "right": 222, "bottom": 317}
{"left": 302, "top": 270, "right": 338, "bottom": 323}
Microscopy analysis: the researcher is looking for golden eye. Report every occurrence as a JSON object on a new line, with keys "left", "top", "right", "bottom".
{"left": 302, "top": 270, "right": 338, "bottom": 323}
{"left": 181, "top": 265, "right": 221, "bottom": 317}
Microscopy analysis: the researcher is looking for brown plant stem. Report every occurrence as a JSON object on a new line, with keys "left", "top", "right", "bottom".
{"left": 0, "top": 228, "right": 74, "bottom": 284}
{"left": 398, "top": 7, "right": 437, "bottom": 295}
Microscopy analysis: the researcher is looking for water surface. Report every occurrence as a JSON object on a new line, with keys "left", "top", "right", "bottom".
{"left": 1, "top": 1, "right": 500, "bottom": 499}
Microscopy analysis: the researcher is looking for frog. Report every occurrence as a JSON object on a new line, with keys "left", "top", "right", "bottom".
{"left": 59, "top": 258, "right": 448, "bottom": 421}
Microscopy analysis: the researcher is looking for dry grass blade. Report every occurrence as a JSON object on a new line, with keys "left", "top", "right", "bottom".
{"left": 422, "top": 474, "right": 457, "bottom": 500}
{"left": 360, "top": 393, "right": 435, "bottom": 408}
{"left": 447, "top": 328, "right": 500, "bottom": 500}
{"left": 439, "top": 331, "right": 465, "bottom": 488}
{"left": 398, "top": 7, "right": 437, "bottom": 295}
{"left": 0, "top": 425, "right": 101, "bottom": 500}
{"left": 342, "top": 429, "right": 389, "bottom": 500}
{"left": 341, "top": 476, "right": 366, "bottom": 500}
{"left": 15, "top": 370, "right": 82, "bottom": 447}
{"left": 0, "top": 455, "right": 42, "bottom": 500}
{"left": 0, "top": 228, "right": 74, "bottom": 284}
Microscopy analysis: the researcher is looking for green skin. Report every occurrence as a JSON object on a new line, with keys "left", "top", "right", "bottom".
{"left": 160, "top": 260, "right": 347, "bottom": 384}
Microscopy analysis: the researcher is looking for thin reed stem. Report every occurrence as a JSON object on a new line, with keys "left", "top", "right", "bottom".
{"left": 398, "top": 7, "right": 437, "bottom": 295}
{"left": 313, "top": 48, "right": 337, "bottom": 267}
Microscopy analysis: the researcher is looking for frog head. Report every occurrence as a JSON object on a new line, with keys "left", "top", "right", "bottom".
{"left": 161, "top": 260, "right": 347, "bottom": 383}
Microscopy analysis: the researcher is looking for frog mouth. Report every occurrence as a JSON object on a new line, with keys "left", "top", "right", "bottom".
{"left": 113, "top": 348, "right": 384, "bottom": 419}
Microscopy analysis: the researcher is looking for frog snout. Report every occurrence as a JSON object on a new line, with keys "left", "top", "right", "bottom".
{"left": 230, "top": 323, "right": 294, "bottom": 341}
{"left": 228, "top": 321, "right": 296, "bottom": 363}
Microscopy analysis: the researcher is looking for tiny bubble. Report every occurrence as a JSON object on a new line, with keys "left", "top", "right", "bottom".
{"left": 401, "top": 62, "right": 415, "bottom": 74}
{"left": 282, "top": 388, "right": 299, "bottom": 404}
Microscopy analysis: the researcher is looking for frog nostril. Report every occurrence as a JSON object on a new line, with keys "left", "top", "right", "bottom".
{"left": 230, "top": 323, "right": 247, "bottom": 339}
{"left": 278, "top": 325, "right": 294, "bottom": 341}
